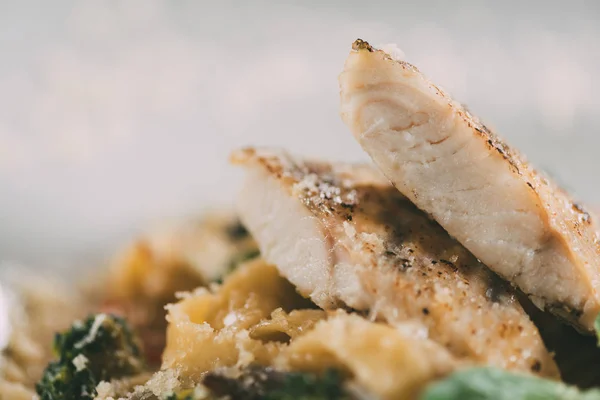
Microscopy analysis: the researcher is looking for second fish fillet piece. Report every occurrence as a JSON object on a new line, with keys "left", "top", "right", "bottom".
{"left": 232, "top": 147, "right": 558, "bottom": 377}
{"left": 339, "top": 39, "right": 600, "bottom": 332}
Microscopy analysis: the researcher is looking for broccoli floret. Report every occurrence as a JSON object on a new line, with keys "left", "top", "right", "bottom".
{"left": 36, "top": 313, "right": 145, "bottom": 400}
{"left": 53, "top": 313, "right": 144, "bottom": 377}
{"left": 201, "top": 366, "right": 351, "bottom": 400}
{"left": 36, "top": 361, "right": 97, "bottom": 400}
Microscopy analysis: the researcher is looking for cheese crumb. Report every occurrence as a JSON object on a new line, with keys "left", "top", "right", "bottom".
{"left": 72, "top": 354, "right": 88, "bottom": 372}
{"left": 223, "top": 311, "right": 238, "bottom": 327}
{"left": 94, "top": 381, "right": 115, "bottom": 400}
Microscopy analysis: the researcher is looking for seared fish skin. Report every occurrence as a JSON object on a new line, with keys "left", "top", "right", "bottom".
{"left": 340, "top": 39, "right": 600, "bottom": 332}
{"left": 232, "top": 147, "right": 558, "bottom": 377}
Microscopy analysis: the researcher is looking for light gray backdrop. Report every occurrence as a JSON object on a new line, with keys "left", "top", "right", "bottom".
{"left": 0, "top": 1, "right": 598, "bottom": 270}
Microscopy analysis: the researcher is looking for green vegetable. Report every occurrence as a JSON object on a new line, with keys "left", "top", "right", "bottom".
{"left": 36, "top": 361, "right": 96, "bottom": 400}
{"left": 226, "top": 220, "right": 251, "bottom": 240}
{"left": 164, "top": 388, "right": 207, "bottom": 400}
{"left": 421, "top": 368, "right": 600, "bottom": 400}
{"left": 201, "top": 366, "right": 351, "bottom": 400}
{"left": 595, "top": 313, "right": 600, "bottom": 346}
{"left": 229, "top": 249, "right": 260, "bottom": 270}
{"left": 215, "top": 249, "right": 261, "bottom": 284}
{"left": 36, "top": 313, "right": 145, "bottom": 400}
{"left": 263, "top": 368, "right": 349, "bottom": 400}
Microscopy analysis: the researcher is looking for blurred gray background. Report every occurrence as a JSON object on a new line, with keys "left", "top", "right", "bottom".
{"left": 0, "top": 1, "right": 598, "bottom": 270}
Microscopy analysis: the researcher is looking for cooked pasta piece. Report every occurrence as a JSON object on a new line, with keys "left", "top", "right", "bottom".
{"left": 162, "top": 258, "right": 458, "bottom": 399}
{"left": 101, "top": 212, "right": 257, "bottom": 366}
{"left": 162, "top": 258, "right": 318, "bottom": 382}
{"left": 279, "top": 312, "right": 456, "bottom": 400}
{"left": 249, "top": 308, "right": 326, "bottom": 343}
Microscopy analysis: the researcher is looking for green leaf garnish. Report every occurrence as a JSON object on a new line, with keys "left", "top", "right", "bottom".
{"left": 421, "top": 367, "right": 600, "bottom": 400}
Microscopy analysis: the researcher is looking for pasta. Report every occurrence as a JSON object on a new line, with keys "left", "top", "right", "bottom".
{"left": 0, "top": 249, "right": 457, "bottom": 399}
{"left": 280, "top": 313, "right": 456, "bottom": 399}
{"left": 7, "top": 210, "right": 587, "bottom": 400}
{"left": 162, "top": 258, "right": 320, "bottom": 382}
{"left": 162, "top": 259, "right": 457, "bottom": 399}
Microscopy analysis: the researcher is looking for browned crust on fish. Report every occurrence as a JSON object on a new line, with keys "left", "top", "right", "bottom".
{"left": 233, "top": 147, "right": 559, "bottom": 377}
{"left": 345, "top": 39, "right": 600, "bottom": 330}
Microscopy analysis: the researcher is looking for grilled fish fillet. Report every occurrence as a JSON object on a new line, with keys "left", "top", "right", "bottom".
{"left": 339, "top": 39, "right": 600, "bottom": 331}
{"left": 232, "top": 147, "right": 558, "bottom": 377}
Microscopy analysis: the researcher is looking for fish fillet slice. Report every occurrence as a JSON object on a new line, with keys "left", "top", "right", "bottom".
{"left": 232, "top": 147, "right": 558, "bottom": 377}
{"left": 339, "top": 39, "right": 600, "bottom": 331}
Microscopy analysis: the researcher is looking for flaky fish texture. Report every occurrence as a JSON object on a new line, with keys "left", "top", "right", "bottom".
{"left": 232, "top": 147, "right": 558, "bottom": 378}
{"left": 340, "top": 39, "right": 600, "bottom": 332}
